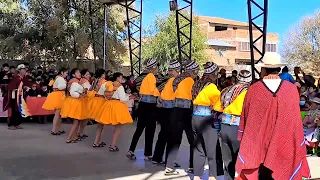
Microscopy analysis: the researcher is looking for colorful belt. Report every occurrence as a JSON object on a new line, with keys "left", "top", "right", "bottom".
{"left": 174, "top": 98, "right": 191, "bottom": 108}
{"left": 221, "top": 113, "right": 240, "bottom": 126}
{"left": 140, "top": 95, "right": 157, "bottom": 103}
{"left": 193, "top": 105, "right": 212, "bottom": 116}
{"left": 162, "top": 100, "right": 175, "bottom": 108}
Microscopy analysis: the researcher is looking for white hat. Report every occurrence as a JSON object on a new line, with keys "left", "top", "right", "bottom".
{"left": 256, "top": 52, "right": 286, "bottom": 68}
{"left": 168, "top": 60, "right": 181, "bottom": 71}
{"left": 203, "top": 62, "right": 218, "bottom": 75}
{"left": 310, "top": 97, "right": 320, "bottom": 105}
{"left": 16, "top": 64, "right": 26, "bottom": 70}
{"left": 238, "top": 70, "right": 252, "bottom": 83}
{"left": 185, "top": 60, "right": 199, "bottom": 72}
{"left": 145, "top": 58, "right": 158, "bottom": 69}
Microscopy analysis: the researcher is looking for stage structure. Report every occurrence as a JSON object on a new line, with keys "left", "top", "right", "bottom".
{"left": 247, "top": 0, "right": 268, "bottom": 80}
{"left": 170, "top": 0, "right": 193, "bottom": 65}
{"left": 79, "top": 0, "right": 268, "bottom": 77}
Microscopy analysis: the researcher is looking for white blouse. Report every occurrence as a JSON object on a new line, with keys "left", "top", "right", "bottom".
{"left": 82, "top": 82, "right": 91, "bottom": 90}
{"left": 96, "top": 82, "right": 107, "bottom": 95}
{"left": 112, "top": 86, "right": 129, "bottom": 102}
{"left": 53, "top": 77, "right": 67, "bottom": 90}
{"left": 262, "top": 79, "right": 281, "bottom": 93}
{"left": 69, "top": 82, "right": 84, "bottom": 98}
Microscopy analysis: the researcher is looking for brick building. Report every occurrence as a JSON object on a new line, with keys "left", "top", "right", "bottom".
{"left": 197, "top": 16, "right": 278, "bottom": 71}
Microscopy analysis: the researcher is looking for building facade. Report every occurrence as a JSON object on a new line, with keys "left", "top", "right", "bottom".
{"left": 197, "top": 16, "right": 278, "bottom": 71}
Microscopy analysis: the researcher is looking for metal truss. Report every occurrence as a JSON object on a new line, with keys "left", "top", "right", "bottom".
{"left": 117, "top": 0, "right": 142, "bottom": 75}
{"left": 172, "top": 0, "right": 193, "bottom": 64}
{"left": 247, "top": 0, "right": 268, "bottom": 80}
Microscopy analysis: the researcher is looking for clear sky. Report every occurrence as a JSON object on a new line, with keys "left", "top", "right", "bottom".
{"left": 141, "top": 0, "right": 320, "bottom": 41}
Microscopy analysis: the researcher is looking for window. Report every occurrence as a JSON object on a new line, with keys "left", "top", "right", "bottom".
{"left": 239, "top": 42, "right": 250, "bottom": 51}
{"left": 215, "top": 48, "right": 226, "bottom": 57}
{"left": 215, "top": 26, "right": 228, "bottom": 31}
{"left": 266, "top": 44, "right": 277, "bottom": 52}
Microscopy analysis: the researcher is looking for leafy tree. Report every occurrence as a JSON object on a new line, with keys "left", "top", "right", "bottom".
{"left": 142, "top": 11, "right": 208, "bottom": 71}
{"left": 282, "top": 11, "right": 320, "bottom": 75}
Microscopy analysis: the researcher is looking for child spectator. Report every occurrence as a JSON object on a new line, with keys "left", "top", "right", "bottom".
{"left": 304, "top": 97, "right": 320, "bottom": 154}
{"left": 125, "top": 88, "right": 134, "bottom": 115}
{"left": 308, "top": 85, "right": 318, "bottom": 99}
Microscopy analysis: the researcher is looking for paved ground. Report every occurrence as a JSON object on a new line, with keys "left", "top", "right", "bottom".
{"left": 0, "top": 122, "right": 319, "bottom": 180}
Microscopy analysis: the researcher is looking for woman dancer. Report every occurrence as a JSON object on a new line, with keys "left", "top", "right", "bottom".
{"left": 87, "top": 69, "right": 109, "bottom": 121}
{"left": 60, "top": 68, "right": 86, "bottom": 143}
{"left": 77, "top": 69, "right": 91, "bottom": 139}
{"left": 42, "top": 68, "right": 68, "bottom": 135}
{"left": 191, "top": 62, "right": 222, "bottom": 180}
{"left": 95, "top": 72, "right": 134, "bottom": 151}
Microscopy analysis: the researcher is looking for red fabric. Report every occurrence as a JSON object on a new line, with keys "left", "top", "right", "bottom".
{"left": 3, "top": 75, "right": 30, "bottom": 111}
{"left": 26, "top": 97, "right": 54, "bottom": 116}
{"left": 237, "top": 80, "right": 310, "bottom": 180}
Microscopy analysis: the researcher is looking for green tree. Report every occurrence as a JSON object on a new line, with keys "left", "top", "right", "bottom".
{"left": 282, "top": 11, "right": 320, "bottom": 75}
{"left": 142, "top": 11, "right": 208, "bottom": 71}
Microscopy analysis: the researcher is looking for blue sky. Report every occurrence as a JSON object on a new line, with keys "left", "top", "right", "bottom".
{"left": 141, "top": 0, "right": 319, "bottom": 41}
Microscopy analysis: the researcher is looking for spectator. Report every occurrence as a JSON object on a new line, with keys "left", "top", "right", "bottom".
{"left": 106, "top": 70, "right": 112, "bottom": 80}
{"left": 125, "top": 88, "right": 134, "bottom": 115}
{"left": 308, "top": 85, "right": 317, "bottom": 99}
{"left": 231, "top": 70, "right": 238, "bottom": 77}
{"left": 280, "top": 66, "right": 295, "bottom": 84}
{"left": 125, "top": 75, "right": 137, "bottom": 92}
{"left": 0, "top": 63, "right": 10, "bottom": 79}
{"left": 300, "top": 85, "right": 307, "bottom": 95}
{"left": 38, "top": 85, "right": 48, "bottom": 97}
{"left": 9, "top": 66, "right": 16, "bottom": 75}
{"left": 27, "top": 83, "right": 39, "bottom": 97}
{"left": 300, "top": 95, "right": 310, "bottom": 112}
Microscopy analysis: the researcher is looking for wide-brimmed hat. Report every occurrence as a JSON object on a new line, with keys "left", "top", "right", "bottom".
{"left": 256, "top": 52, "right": 287, "bottom": 68}
{"left": 16, "top": 64, "right": 26, "bottom": 70}
{"left": 238, "top": 69, "right": 252, "bottom": 83}
{"left": 310, "top": 97, "right": 320, "bottom": 105}
{"left": 185, "top": 60, "right": 199, "bottom": 72}
{"left": 145, "top": 58, "right": 158, "bottom": 69}
{"left": 203, "top": 62, "right": 218, "bottom": 75}
{"left": 168, "top": 60, "right": 181, "bottom": 71}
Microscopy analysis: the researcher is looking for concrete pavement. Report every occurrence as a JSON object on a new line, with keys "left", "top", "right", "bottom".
{"left": 0, "top": 122, "right": 319, "bottom": 180}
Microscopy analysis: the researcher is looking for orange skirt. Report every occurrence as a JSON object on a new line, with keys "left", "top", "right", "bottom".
{"left": 88, "top": 96, "right": 106, "bottom": 120}
{"left": 42, "top": 91, "right": 65, "bottom": 110}
{"left": 60, "top": 96, "right": 85, "bottom": 120}
{"left": 96, "top": 100, "right": 133, "bottom": 125}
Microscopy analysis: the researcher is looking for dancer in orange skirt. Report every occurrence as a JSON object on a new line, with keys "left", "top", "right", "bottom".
{"left": 77, "top": 69, "right": 91, "bottom": 139}
{"left": 42, "top": 68, "right": 68, "bottom": 135}
{"left": 94, "top": 72, "right": 134, "bottom": 150}
{"left": 60, "top": 68, "right": 86, "bottom": 143}
{"left": 87, "top": 69, "right": 109, "bottom": 121}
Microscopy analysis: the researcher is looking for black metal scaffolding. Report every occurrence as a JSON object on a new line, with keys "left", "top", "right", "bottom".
{"left": 118, "top": 0, "right": 143, "bottom": 75}
{"left": 173, "top": 0, "right": 193, "bottom": 64}
{"left": 247, "top": 0, "right": 268, "bottom": 80}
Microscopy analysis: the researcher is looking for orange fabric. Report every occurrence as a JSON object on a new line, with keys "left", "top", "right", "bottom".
{"left": 104, "top": 81, "right": 121, "bottom": 100}
{"left": 160, "top": 77, "right": 175, "bottom": 100}
{"left": 139, "top": 73, "right": 159, "bottom": 96}
{"left": 95, "top": 78, "right": 107, "bottom": 91}
{"left": 174, "top": 77, "right": 194, "bottom": 100}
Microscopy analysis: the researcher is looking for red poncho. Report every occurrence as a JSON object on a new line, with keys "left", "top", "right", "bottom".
{"left": 236, "top": 80, "right": 310, "bottom": 180}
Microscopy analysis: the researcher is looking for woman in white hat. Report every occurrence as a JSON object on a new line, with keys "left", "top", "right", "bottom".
{"left": 191, "top": 62, "right": 223, "bottom": 180}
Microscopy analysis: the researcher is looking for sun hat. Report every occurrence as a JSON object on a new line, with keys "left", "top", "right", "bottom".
{"left": 256, "top": 52, "right": 286, "bottom": 68}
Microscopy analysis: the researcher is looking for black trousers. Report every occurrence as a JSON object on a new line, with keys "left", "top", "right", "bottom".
{"left": 165, "top": 107, "right": 194, "bottom": 169}
{"left": 192, "top": 115, "right": 218, "bottom": 177}
{"left": 220, "top": 124, "right": 241, "bottom": 180}
{"left": 152, "top": 107, "right": 172, "bottom": 162}
{"left": 8, "top": 99, "right": 23, "bottom": 127}
{"left": 129, "top": 102, "right": 157, "bottom": 156}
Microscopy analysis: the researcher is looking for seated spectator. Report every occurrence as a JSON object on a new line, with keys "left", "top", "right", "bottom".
{"left": 27, "top": 83, "right": 39, "bottom": 97}
{"left": 300, "top": 95, "right": 310, "bottom": 112}
{"left": 38, "top": 86, "right": 48, "bottom": 97}
{"left": 280, "top": 66, "right": 295, "bottom": 84}
{"left": 304, "top": 98, "right": 320, "bottom": 147}
{"left": 307, "top": 85, "right": 318, "bottom": 99}
{"left": 300, "top": 85, "right": 308, "bottom": 96}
